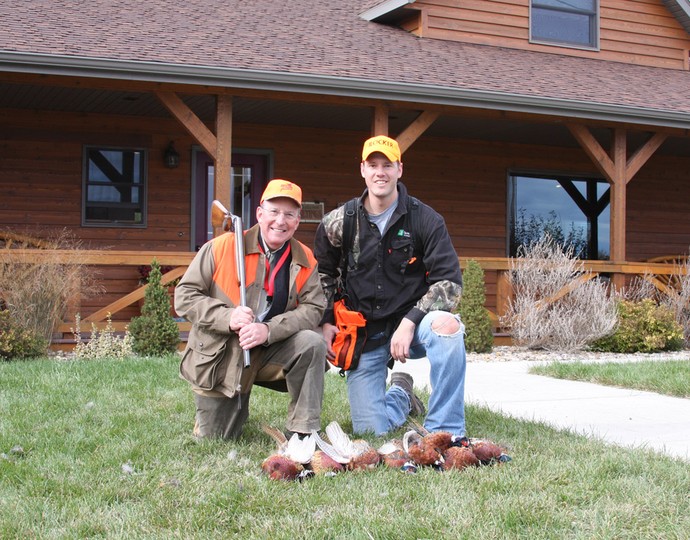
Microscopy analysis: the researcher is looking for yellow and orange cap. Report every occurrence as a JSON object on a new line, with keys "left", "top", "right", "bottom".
{"left": 260, "top": 179, "right": 302, "bottom": 207}
{"left": 362, "top": 135, "right": 401, "bottom": 162}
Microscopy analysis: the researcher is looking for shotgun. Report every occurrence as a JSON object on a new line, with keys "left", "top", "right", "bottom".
{"left": 210, "top": 200, "right": 251, "bottom": 368}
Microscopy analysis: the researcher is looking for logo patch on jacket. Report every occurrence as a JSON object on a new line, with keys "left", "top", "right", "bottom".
{"left": 397, "top": 229, "right": 411, "bottom": 238}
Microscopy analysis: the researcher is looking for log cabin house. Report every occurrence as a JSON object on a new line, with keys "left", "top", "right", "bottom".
{"left": 1, "top": 0, "right": 690, "bottom": 349}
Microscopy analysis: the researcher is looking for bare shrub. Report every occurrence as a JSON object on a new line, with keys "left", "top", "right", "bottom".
{"left": 0, "top": 228, "right": 102, "bottom": 346}
{"left": 501, "top": 236, "right": 617, "bottom": 351}
{"left": 657, "top": 256, "right": 690, "bottom": 347}
{"left": 620, "top": 275, "right": 658, "bottom": 303}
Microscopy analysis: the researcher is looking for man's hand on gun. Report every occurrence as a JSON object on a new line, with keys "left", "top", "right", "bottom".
{"left": 230, "top": 306, "right": 267, "bottom": 350}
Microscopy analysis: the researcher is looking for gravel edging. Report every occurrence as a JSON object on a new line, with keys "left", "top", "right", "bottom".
{"left": 468, "top": 346, "right": 690, "bottom": 364}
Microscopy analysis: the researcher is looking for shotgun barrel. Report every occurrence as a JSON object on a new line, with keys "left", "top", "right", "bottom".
{"left": 231, "top": 214, "right": 251, "bottom": 368}
{"left": 210, "top": 200, "right": 251, "bottom": 368}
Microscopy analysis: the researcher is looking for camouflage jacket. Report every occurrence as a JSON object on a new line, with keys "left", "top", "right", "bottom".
{"left": 314, "top": 182, "right": 462, "bottom": 329}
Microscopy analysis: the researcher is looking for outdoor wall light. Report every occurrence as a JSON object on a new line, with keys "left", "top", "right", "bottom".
{"left": 164, "top": 141, "right": 180, "bottom": 169}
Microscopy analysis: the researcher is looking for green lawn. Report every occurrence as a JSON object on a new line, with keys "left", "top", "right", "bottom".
{"left": 530, "top": 359, "right": 690, "bottom": 398}
{"left": 1, "top": 355, "right": 689, "bottom": 539}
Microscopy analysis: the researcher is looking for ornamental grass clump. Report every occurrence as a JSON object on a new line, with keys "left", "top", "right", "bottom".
{"left": 591, "top": 298, "right": 684, "bottom": 353}
{"left": 456, "top": 259, "right": 493, "bottom": 353}
{"left": 128, "top": 260, "right": 180, "bottom": 356}
{"left": 0, "top": 228, "right": 102, "bottom": 350}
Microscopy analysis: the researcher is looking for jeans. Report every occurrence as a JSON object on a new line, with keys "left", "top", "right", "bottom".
{"left": 346, "top": 310, "right": 466, "bottom": 437}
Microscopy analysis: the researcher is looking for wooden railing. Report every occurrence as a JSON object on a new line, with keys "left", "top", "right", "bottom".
{"left": 468, "top": 256, "right": 688, "bottom": 326}
{"left": 3, "top": 250, "right": 687, "bottom": 349}
{"left": 5, "top": 250, "right": 195, "bottom": 343}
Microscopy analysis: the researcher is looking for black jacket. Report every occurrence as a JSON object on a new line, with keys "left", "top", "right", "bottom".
{"left": 315, "top": 182, "right": 462, "bottom": 331}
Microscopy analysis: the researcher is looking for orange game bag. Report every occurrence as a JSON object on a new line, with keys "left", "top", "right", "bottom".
{"left": 330, "top": 298, "right": 367, "bottom": 375}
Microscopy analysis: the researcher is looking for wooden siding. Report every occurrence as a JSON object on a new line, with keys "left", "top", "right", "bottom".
{"left": 2, "top": 107, "right": 690, "bottom": 322}
{"left": 410, "top": 0, "right": 690, "bottom": 69}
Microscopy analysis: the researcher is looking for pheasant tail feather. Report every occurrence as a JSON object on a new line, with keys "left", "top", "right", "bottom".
{"left": 262, "top": 424, "right": 288, "bottom": 447}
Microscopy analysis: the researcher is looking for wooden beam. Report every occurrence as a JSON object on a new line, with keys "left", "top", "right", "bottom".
{"left": 568, "top": 123, "right": 668, "bottom": 271}
{"left": 371, "top": 105, "right": 389, "bottom": 136}
{"left": 82, "top": 267, "right": 187, "bottom": 323}
{"left": 566, "top": 123, "right": 615, "bottom": 182}
{"left": 626, "top": 131, "right": 667, "bottom": 183}
{"left": 610, "top": 128, "right": 627, "bottom": 267}
{"left": 214, "top": 94, "right": 233, "bottom": 209}
{"left": 4, "top": 250, "right": 195, "bottom": 265}
{"left": 396, "top": 110, "right": 440, "bottom": 154}
{"left": 155, "top": 91, "right": 217, "bottom": 158}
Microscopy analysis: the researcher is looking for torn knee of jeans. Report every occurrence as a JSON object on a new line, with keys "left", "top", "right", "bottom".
{"left": 431, "top": 315, "right": 461, "bottom": 335}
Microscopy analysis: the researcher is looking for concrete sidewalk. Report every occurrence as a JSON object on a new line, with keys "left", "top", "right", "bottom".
{"left": 392, "top": 358, "right": 690, "bottom": 462}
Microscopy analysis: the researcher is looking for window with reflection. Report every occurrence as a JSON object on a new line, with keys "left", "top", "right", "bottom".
{"left": 530, "top": 0, "right": 598, "bottom": 49}
{"left": 83, "top": 147, "right": 146, "bottom": 227}
{"left": 508, "top": 173, "right": 610, "bottom": 259}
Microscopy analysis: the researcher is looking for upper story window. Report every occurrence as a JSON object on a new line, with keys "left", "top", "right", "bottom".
{"left": 508, "top": 173, "right": 610, "bottom": 260}
{"left": 530, "top": 0, "right": 599, "bottom": 49}
{"left": 82, "top": 146, "right": 146, "bottom": 227}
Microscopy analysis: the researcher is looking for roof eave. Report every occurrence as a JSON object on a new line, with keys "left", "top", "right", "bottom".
{"left": 2, "top": 51, "right": 690, "bottom": 130}
{"left": 360, "top": 0, "right": 416, "bottom": 22}
{"left": 663, "top": 0, "right": 690, "bottom": 34}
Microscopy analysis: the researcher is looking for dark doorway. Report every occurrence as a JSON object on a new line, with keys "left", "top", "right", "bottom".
{"left": 192, "top": 151, "right": 269, "bottom": 250}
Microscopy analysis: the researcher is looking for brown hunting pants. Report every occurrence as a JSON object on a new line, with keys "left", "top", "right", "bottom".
{"left": 192, "top": 329, "right": 326, "bottom": 440}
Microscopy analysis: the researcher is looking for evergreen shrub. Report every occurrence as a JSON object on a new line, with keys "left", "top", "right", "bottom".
{"left": 591, "top": 298, "right": 684, "bottom": 353}
{"left": 456, "top": 259, "right": 493, "bottom": 353}
{"left": 129, "top": 260, "right": 180, "bottom": 356}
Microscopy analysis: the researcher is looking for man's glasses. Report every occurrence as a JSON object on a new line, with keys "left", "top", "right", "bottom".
{"left": 261, "top": 206, "right": 300, "bottom": 222}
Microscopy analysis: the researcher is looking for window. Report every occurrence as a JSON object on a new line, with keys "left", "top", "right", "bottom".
{"left": 530, "top": 0, "right": 598, "bottom": 49}
{"left": 508, "top": 173, "right": 610, "bottom": 260}
{"left": 83, "top": 147, "right": 146, "bottom": 227}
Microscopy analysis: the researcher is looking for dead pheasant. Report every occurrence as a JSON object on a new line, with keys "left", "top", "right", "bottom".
{"left": 469, "top": 438, "right": 511, "bottom": 465}
{"left": 309, "top": 450, "right": 345, "bottom": 475}
{"left": 261, "top": 425, "right": 316, "bottom": 481}
{"left": 312, "top": 421, "right": 380, "bottom": 471}
{"left": 440, "top": 445, "right": 480, "bottom": 471}
{"left": 377, "top": 439, "right": 410, "bottom": 469}
{"left": 402, "top": 418, "right": 467, "bottom": 467}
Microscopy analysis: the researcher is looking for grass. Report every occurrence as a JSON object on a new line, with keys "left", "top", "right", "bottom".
{"left": 1, "top": 355, "right": 689, "bottom": 539}
{"left": 530, "top": 359, "right": 690, "bottom": 398}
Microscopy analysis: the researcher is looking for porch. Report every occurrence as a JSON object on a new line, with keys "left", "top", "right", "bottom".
{"left": 5, "top": 249, "right": 685, "bottom": 352}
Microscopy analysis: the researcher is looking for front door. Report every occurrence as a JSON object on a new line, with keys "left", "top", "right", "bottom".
{"left": 192, "top": 151, "right": 269, "bottom": 250}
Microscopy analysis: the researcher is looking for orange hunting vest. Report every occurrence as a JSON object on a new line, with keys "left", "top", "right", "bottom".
{"left": 210, "top": 231, "right": 316, "bottom": 307}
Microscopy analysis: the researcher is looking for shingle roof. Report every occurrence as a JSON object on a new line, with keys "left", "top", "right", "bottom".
{"left": 1, "top": 0, "right": 690, "bottom": 128}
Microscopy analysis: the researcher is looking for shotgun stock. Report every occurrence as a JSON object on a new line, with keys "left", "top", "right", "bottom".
{"left": 211, "top": 200, "right": 231, "bottom": 232}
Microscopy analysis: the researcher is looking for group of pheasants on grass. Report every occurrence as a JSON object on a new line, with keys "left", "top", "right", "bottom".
{"left": 261, "top": 420, "right": 511, "bottom": 481}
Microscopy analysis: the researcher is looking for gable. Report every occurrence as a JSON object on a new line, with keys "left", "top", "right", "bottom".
{"left": 364, "top": 0, "right": 690, "bottom": 70}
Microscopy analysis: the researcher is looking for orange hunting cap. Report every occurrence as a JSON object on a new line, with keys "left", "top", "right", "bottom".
{"left": 260, "top": 179, "right": 302, "bottom": 207}
{"left": 362, "top": 135, "right": 401, "bottom": 162}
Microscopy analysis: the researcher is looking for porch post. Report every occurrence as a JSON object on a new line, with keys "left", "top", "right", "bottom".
{"left": 567, "top": 124, "right": 666, "bottom": 290}
{"left": 610, "top": 129, "right": 626, "bottom": 264}
{"left": 214, "top": 94, "right": 233, "bottom": 209}
{"left": 372, "top": 105, "right": 389, "bottom": 135}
